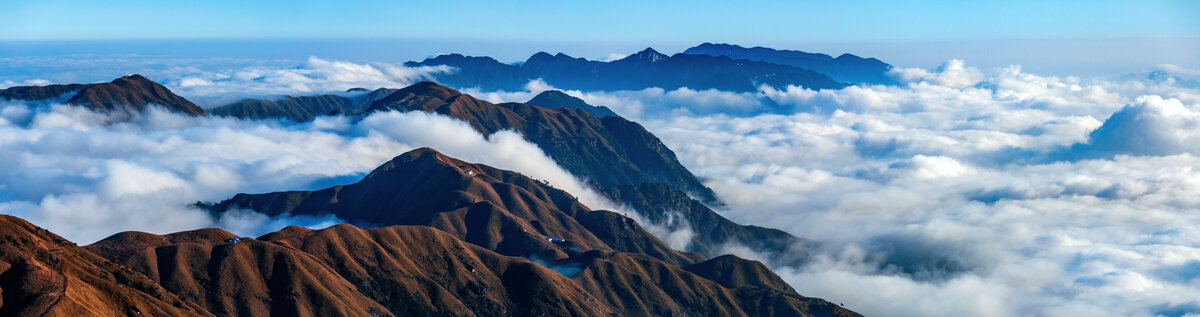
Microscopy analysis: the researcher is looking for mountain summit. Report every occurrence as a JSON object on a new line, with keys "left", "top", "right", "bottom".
{"left": 0, "top": 74, "right": 205, "bottom": 115}
{"left": 618, "top": 47, "right": 670, "bottom": 63}
{"left": 525, "top": 90, "right": 619, "bottom": 118}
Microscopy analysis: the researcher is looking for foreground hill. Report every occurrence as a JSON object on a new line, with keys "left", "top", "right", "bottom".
{"left": 0, "top": 215, "right": 211, "bottom": 316}
{"left": 406, "top": 47, "right": 847, "bottom": 92}
{"left": 683, "top": 43, "right": 896, "bottom": 85}
{"left": 0, "top": 74, "right": 205, "bottom": 115}
{"left": 0, "top": 212, "right": 859, "bottom": 316}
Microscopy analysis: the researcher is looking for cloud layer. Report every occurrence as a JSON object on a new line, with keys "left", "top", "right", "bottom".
{"left": 460, "top": 61, "right": 1200, "bottom": 316}
{"left": 0, "top": 101, "right": 614, "bottom": 244}
{"left": 630, "top": 63, "right": 1200, "bottom": 317}
{"left": 6, "top": 55, "right": 1200, "bottom": 316}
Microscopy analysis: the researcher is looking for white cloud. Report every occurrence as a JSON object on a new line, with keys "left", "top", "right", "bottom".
{"left": 0, "top": 79, "right": 52, "bottom": 89}
{"left": 7, "top": 55, "right": 1200, "bottom": 316}
{"left": 622, "top": 62, "right": 1200, "bottom": 316}
{"left": 162, "top": 56, "right": 454, "bottom": 105}
{"left": 596, "top": 53, "right": 629, "bottom": 62}
{"left": 1076, "top": 95, "right": 1200, "bottom": 157}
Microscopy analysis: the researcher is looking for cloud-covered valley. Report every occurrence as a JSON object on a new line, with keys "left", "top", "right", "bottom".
{"left": 5, "top": 55, "right": 1200, "bottom": 316}
{"left": 626, "top": 63, "right": 1200, "bottom": 317}
{"left": 461, "top": 60, "right": 1200, "bottom": 316}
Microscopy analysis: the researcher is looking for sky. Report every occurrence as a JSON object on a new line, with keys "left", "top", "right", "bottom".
{"left": 4, "top": 1, "right": 1198, "bottom": 42}
{"left": 2, "top": 1, "right": 1199, "bottom": 76}
{"left": 5, "top": 1, "right": 1200, "bottom": 316}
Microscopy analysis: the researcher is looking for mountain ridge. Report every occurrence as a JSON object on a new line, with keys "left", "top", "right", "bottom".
{"left": 683, "top": 43, "right": 896, "bottom": 85}
{"left": 406, "top": 47, "right": 847, "bottom": 92}
{"left": 0, "top": 209, "right": 860, "bottom": 316}
{"left": 0, "top": 74, "right": 205, "bottom": 115}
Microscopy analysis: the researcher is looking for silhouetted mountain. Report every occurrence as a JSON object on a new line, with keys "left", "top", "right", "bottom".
{"left": 684, "top": 43, "right": 896, "bottom": 85}
{"left": 0, "top": 75, "right": 205, "bottom": 115}
{"left": 603, "top": 182, "right": 817, "bottom": 262}
{"left": 525, "top": 90, "right": 619, "bottom": 118}
{"left": 208, "top": 88, "right": 397, "bottom": 122}
{"left": 405, "top": 47, "right": 847, "bottom": 92}
{"left": 414, "top": 54, "right": 528, "bottom": 90}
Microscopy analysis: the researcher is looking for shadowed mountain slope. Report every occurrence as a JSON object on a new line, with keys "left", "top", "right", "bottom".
{"left": 0, "top": 75, "right": 205, "bottom": 115}
{"left": 525, "top": 90, "right": 618, "bottom": 118}
{"left": 684, "top": 254, "right": 797, "bottom": 293}
{"left": 603, "top": 183, "right": 816, "bottom": 263}
{"left": 684, "top": 43, "right": 896, "bottom": 85}
{"left": 208, "top": 88, "right": 397, "bottom": 122}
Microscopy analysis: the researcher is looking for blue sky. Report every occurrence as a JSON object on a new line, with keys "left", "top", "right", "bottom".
{"left": 4, "top": 1, "right": 1197, "bottom": 41}
{"left": 2, "top": 1, "right": 1198, "bottom": 76}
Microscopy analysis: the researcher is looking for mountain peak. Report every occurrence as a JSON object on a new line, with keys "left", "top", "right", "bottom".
{"left": 395, "top": 146, "right": 445, "bottom": 161}
{"left": 59, "top": 74, "right": 207, "bottom": 115}
{"left": 393, "top": 80, "right": 461, "bottom": 99}
{"left": 116, "top": 74, "right": 150, "bottom": 82}
{"left": 0, "top": 73, "right": 204, "bottom": 116}
{"left": 526, "top": 90, "right": 619, "bottom": 118}
{"left": 619, "top": 47, "right": 668, "bottom": 63}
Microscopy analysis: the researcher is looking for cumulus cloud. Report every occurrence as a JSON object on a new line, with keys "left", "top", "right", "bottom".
{"left": 166, "top": 56, "right": 453, "bottom": 105}
{"left": 1071, "top": 95, "right": 1200, "bottom": 157}
{"left": 0, "top": 101, "right": 617, "bottom": 244}
{"left": 0, "top": 79, "right": 52, "bottom": 89}
{"left": 890, "top": 59, "right": 985, "bottom": 88}
{"left": 596, "top": 53, "right": 629, "bottom": 62}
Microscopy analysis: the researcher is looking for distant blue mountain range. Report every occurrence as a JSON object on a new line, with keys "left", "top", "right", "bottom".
{"left": 406, "top": 44, "right": 893, "bottom": 92}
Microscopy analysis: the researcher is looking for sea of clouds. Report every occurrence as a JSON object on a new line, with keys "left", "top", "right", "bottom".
{"left": 4, "top": 55, "right": 1200, "bottom": 316}
{"left": 466, "top": 61, "right": 1200, "bottom": 317}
